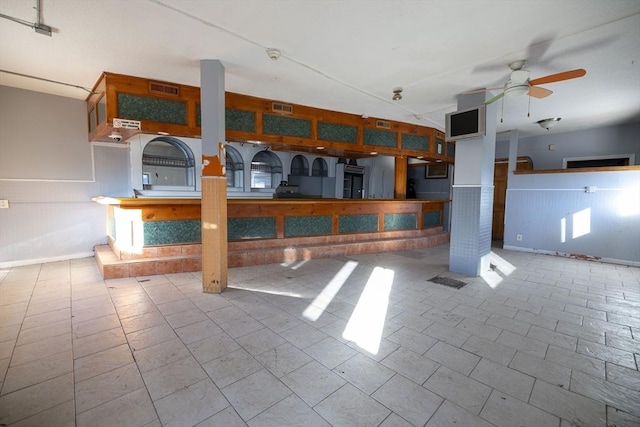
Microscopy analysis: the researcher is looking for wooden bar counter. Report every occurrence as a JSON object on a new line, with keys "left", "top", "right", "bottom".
{"left": 93, "top": 197, "right": 449, "bottom": 278}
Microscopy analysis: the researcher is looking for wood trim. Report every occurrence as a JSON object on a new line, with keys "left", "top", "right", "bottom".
{"left": 87, "top": 72, "right": 452, "bottom": 162}
{"left": 515, "top": 165, "right": 640, "bottom": 174}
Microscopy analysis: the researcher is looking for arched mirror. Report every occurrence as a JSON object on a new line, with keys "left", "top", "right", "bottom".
{"left": 251, "top": 150, "right": 282, "bottom": 189}
{"left": 312, "top": 158, "right": 328, "bottom": 177}
{"left": 225, "top": 145, "right": 244, "bottom": 189}
{"left": 291, "top": 155, "right": 309, "bottom": 176}
{"left": 142, "top": 137, "right": 195, "bottom": 189}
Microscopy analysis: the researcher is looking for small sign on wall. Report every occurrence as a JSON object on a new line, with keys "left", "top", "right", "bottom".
{"left": 425, "top": 163, "right": 448, "bottom": 179}
{"left": 113, "top": 118, "right": 142, "bottom": 130}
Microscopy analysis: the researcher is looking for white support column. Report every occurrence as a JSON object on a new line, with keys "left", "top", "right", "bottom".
{"left": 449, "top": 91, "right": 498, "bottom": 276}
{"left": 200, "top": 59, "right": 227, "bottom": 293}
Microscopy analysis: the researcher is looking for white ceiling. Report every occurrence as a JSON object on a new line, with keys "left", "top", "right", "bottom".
{"left": 1, "top": 0, "right": 639, "bottom": 139}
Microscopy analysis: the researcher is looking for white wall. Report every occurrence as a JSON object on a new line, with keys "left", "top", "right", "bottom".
{"left": 0, "top": 86, "right": 130, "bottom": 267}
{"left": 500, "top": 121, "right": 640, "bottom": 266}
{"left": 504, "top": 170, "right": 640, "bottom": 265}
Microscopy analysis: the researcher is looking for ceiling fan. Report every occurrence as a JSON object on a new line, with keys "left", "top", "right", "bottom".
{"left": 466, "top": 60, "right": 586, "bottom": 105}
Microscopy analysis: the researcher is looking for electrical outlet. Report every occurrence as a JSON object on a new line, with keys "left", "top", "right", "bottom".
{"left": 516, "top": 234, "right": 523, "bottom": 241}
{"left": 0, "top": 200, "right": 8, "bottom": 209}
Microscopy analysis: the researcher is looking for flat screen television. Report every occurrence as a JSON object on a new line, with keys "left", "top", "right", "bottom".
{"left": 445, "top": 104, "right": 486, "bottom": 142}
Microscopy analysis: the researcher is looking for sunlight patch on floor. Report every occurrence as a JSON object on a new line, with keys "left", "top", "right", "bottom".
{"left": 302, "top": 260, "right": 358, "bottom": 322}
{"left": 342, "top": 266, "right": 394, "bottom": 355}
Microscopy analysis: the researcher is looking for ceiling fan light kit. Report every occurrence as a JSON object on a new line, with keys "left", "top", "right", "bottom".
{"left": 537, "top": 117, "right": 561, "bottom": 130}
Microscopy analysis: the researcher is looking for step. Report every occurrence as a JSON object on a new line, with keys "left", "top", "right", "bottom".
{"left": 95, "top": 230, "right": 449, "bottom": 279}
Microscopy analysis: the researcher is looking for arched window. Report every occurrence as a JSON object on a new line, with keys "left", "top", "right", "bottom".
{"left": 290, "top": 155, "right": 309, "bottom": 176}
{"left": 225, "top": 145, "right": 244, "bottom": 189}
{"left": 142, "top": 137, "right": 195, "bottom": 189}
{"left": 251, "top": 151, "right": 282, "bottom": 189}
{"left": 312, "top": 158, "right": 328, "bottom": 177}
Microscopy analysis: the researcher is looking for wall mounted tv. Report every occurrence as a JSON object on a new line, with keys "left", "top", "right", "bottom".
{"left": 445, "top": 104, "right": 486, "bottom": 142}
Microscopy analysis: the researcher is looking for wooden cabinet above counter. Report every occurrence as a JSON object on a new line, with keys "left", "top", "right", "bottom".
{"left": 86, "top": 72, "right": 454, "bottom": 162}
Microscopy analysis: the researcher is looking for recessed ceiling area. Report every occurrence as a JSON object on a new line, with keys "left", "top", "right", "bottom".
{"left": 0, "top": 0, "right": 638, "bottom": 138}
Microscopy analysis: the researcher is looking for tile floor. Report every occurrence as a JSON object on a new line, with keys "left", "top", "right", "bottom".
{"left": 0, "top": 243, "right": 639, "bottom": 426}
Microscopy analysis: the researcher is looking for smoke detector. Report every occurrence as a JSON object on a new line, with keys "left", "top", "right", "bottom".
{"left": 266, "top": 48, "right": 281, "bottom": 60}
{"left": 392, "top": 87, "right": 403, "bottom": 101}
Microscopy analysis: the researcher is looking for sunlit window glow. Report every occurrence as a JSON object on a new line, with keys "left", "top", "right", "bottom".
{"left": 302, "top": 261, "right": 358, "bottom": 322}
{"left": 560, "top": 217, "right": 566, "bottom": 243}
{"left": 572, "top": 208, "right": 591, "bottom": 239}
{"left": 616, "top": 185, "right": 640, "bottom": 217}
{"left": 342, "top": 267, "right": 394, "bottom": 355}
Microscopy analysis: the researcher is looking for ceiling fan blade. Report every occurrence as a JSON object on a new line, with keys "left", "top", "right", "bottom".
{"left": 485, "top": 92, "right": 505, "bottom": 105}
{"left": 529, "top": 69, "right": 586, "bottom": 86}
{"left": 528, "top": 86, "right": 553, "bottom": 98}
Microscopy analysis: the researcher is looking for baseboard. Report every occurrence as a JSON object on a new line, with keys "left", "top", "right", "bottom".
{"left": 0, "top": 251, "right": 95, "bottom": 269}
{"left": 503, "top": 245, "right": 640, "bottom": 268}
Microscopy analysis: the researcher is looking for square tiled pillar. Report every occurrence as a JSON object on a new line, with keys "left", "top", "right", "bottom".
{"left": 449, "top": 91, "right": 497, "bottom": 277}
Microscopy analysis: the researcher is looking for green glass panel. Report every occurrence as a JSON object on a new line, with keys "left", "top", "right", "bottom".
{"left": 435, "top": 139, "right": 445, "bottom": 155}
{"left": 97, "top": 97, "right": 106, "bottom": 124}
{"left": 196, "top": 103, "right": 201, "bottom": 127}
{"left": 384, "top": 213, "right": 416, "bottom": 231}
{"left": 117, "top": 93, "right": 187, "bottom": 125}
{"left": 402, "top": 133, "right": 429, "bottom": 151}
{"left": 89, "top": 108, "right": 96, "bottom": 133}
{"left": 318, "top": 122, "right": 358, "bottom": 144}
{"left": 144, "top": 220, "right": 201, "bottom": 245}
{"left": 339, "top": 214, "right": 378, "bottom": 233}
{"left": 364, "top": 128, "right": 396, "bottom": 147}
{"left": 226, "top": 109, "right": 256, "bottom": 132}
{"left": 228, "top": 217, "right": 276, "bottom": 241}
{"left": 285, "top": 216, "right": 331, "bottom": 237}
{"left": 423, "top": 211, "right": 441, "bottom": 228}
{"left": 263, "top": 114, "right": 311, "bottom": 138}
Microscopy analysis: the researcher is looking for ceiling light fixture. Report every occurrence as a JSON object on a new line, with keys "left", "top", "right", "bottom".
{"left": 266, "top": 48, "right": 281, "bottom": 60}
{"left": 504, "top": 83, "right": 529, "bottom": 97}
{"left": 537, "top": 117, "right": 561, "bottom": 130}
{"left": 392, "top": 87, "right": 403, "bottom": 101}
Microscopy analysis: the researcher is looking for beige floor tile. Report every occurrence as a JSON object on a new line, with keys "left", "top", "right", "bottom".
{"left": 0, "top": 373, "right": 74, "bottom": 425}
{"left": 2, "top": 350, "right": 72, "bottom": 395}
{"left": 221, "top": 369, "right": 291, "bottom": 421}
{"left": 314, "top": 383, "right": 390, "bottom": 427}
{"left": 73, "top": 327, "right": 126, "bottom": 359}
{"left": 76, "top": 387, "right": 157, "bottom": 427}
{"left": 142, "top": 355, "right": 207, "bottom": 401}
{"left": 75, "top": 362, "right": 145, "bottom": 413}
{"left": 155, "top": 378, "right": 228, "bottom": 427}
{"left": 372, "top": 374, "right": 442, "bottom": 426}
{"left": 202, "top": 348, "right": 263, "bottom": 388}
{"left": 74, "top": 343, "right": 135, "bottom": 382}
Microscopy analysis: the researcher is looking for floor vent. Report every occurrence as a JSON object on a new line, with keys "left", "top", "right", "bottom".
{"left": 429, "top": 276, "right": 467, "bottom": 289}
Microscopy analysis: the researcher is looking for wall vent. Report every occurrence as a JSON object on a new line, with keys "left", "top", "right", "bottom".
{"left": 149, "top": 82, "right": 180, "bottom": 97}
{"left": 272, "top": 102, "right": 294, "bottom": 114}
{"left": 376, "top": 120, "right": 391, "bottom": 129}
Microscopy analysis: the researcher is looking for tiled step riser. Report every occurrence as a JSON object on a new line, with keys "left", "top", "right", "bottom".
{"left": 229, "top": 233, "right": 450, "bottom": 268}
{"left": 96, "top": 232, "right": 449, "bottom": 279}
{"left": 108, "top": 228, "right": 443, "bottom": 261}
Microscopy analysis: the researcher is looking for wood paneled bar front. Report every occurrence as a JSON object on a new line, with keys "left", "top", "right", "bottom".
{"left": 93, "top": 197, "right": 449, "bottom": 279}
{"left": 86, "top": 72, "right": 454, "bottom": 163}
